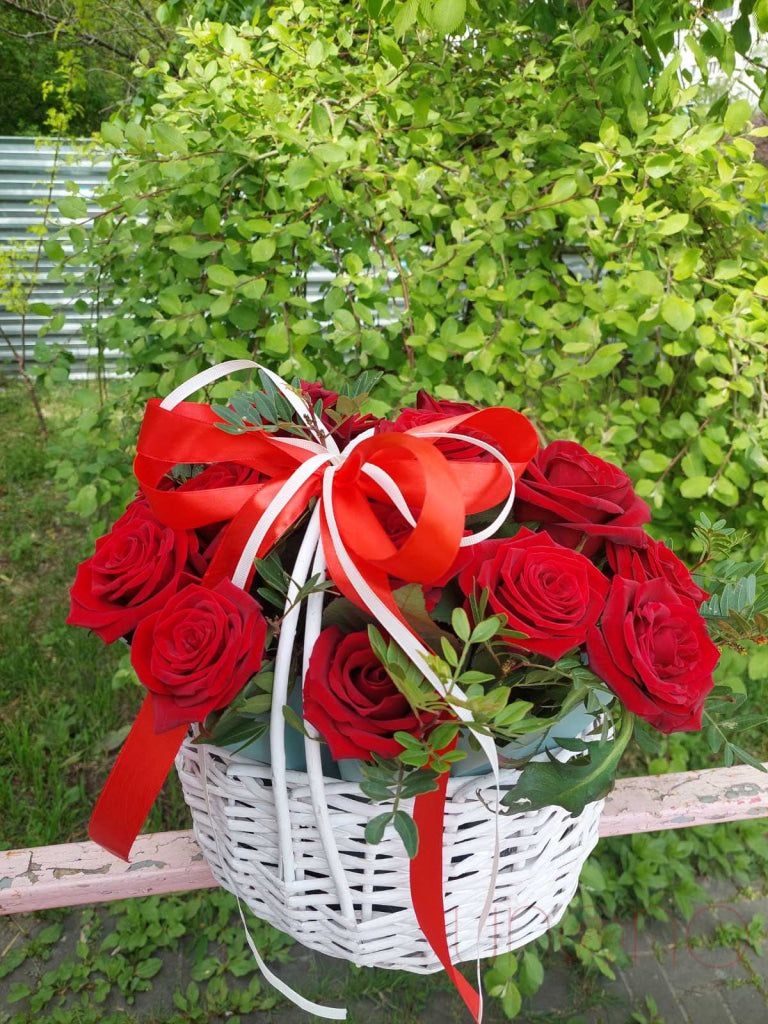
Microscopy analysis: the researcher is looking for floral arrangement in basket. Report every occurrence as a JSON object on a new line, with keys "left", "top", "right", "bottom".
{"left": 68, "top": 360, "right": 766, "bottom": 1020}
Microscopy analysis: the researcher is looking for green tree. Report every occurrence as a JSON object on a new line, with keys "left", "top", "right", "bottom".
{"left": 49, "top": 0, "right": 768, "bottom": 561}
{"left": 0, "top": 0, "right": 175, "bottom": 133}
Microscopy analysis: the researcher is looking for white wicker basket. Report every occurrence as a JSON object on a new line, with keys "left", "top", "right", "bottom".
{"left": 177, "top": 737, "right": 603, "bottom": 972}
{"left": 153, "top": 360, "right": 604, "bottom": 982}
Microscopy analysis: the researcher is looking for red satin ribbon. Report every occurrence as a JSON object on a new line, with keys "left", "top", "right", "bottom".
{"left": 89, "top": 695, "right": 188, "bottom": 860}
{"left": 411, "top": 742, "right": 482, "bottom": 1022}
{"left": 89, "top": 389, "right": 538, "bottom": 1018}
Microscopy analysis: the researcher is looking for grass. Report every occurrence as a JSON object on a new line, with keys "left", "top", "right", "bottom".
{"left": 2, "top": 380, "right": 768, "bottom": 1024}
{"left": 0, "top": 383, "right": 186, "bottom": 850}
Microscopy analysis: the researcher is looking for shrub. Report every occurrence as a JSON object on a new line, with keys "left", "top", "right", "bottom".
{"left": 49, "top": 0, "right": 768, "bottom": 558}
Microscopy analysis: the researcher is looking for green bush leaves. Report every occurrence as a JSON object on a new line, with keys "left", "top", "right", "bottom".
{"left": 45, "top": 0, "right": 768, "bottom": 563}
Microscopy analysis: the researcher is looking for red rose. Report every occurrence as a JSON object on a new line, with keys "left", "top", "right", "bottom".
{"left": 370, "top": 500, "right": 413, "bottom": 546}
{"left": 178, "top": 462, "right": 265, "bottom": 546}
{"left": 303, "top": 626, "right": 428, "bottom": 760}
{"left": 131, "top": 577, "right": 267, "bottom": 732}
{"left": 178, "top": 462, "right": 264, "bottom": 493}
{"left": 387, "top": 392, "right": 495, "bottom": 462}
{"left": 67, "top": 499, "right": 198, "bottom": 644}
{"left": 586, "top": 577, "right": 718, "bottom": 733}
{"left": 514, "top": 440, "right": 651, "bottom": 557}
{"left": 458, "top": 528, "right": 609, "bottom": 660}
{"left": 605, "top": 537, "right": 709, "bottom": 608}
{"left": 415, "top": 390, "right": 480, "bottom": 417}
{"left": 300, "top": 380, "right": 379, "bottom": 445}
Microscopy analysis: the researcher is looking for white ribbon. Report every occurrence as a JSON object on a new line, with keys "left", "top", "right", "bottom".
{"left": 163, "top": 360, "right": 521, "bottom": 1020}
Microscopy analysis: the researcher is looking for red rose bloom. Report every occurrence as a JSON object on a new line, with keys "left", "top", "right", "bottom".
{"left": 67, "top": 499, "right": 198, "bottom": 644}
{"left": 606, "top": 537, "right": 709, "bottom": 608}
{"left": 387, "top": 391, "right": 494, "bottom": 462}
{"left": 178, "top": 462, "right": 265, "bottom": 546}
{"left": 586, "top": 577, "right": 718, "bottom": 733}
{"left": 303, "top": 626, "right": 427, "bottom": 760}
{"left": 415, "top": 391, "right": 480, "bottom": 417}
{"left": 370, "top": 500, "right": 413, "bottom": 546}
{"left": 131, "top": 577, "right": 267, "bottom": 732}
{"left": 514, "top": 440, "right": 651, "bottom": 557}
{"left": 458, "top": 528, "right": 609, "bottom": 660}
{"left": 178, "top": 462, "right": 264, "bottom": 493}
{"left": 300, "top": 380, "right": 379, "bottom": 445}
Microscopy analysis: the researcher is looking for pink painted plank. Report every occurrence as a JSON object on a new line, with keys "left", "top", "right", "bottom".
{"left": 599, "top": 759, "right": 768, "bottom": 837}
{"left": 2, "top": 762, "right": 767, "bottom": 915}
{"left": 0, "top": 830, "right": 216, "bottom": 915}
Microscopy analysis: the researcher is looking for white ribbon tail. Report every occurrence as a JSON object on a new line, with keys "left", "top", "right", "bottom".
{"left": 237, "top": 899, "right": 347, "bottom": 1019}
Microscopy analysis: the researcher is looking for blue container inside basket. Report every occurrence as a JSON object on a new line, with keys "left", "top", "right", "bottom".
{"left": 218, "top": 684, "right": 341, "bottom": 778}
{"left": 221, "top": 682, "right": 612, "bottom": 784}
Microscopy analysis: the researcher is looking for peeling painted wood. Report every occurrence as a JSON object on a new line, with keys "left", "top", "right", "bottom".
{"left": 0, "top": 830, "right": 216, "bottom": 915}
{"left": 598, "top": 760, "right": 768, "bottom": 837}
{"left": 2, "top": 762, "right": 767, "bottom": 915}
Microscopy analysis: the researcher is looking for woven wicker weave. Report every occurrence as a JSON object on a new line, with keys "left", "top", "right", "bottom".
{"left": 177, "top": 737, "right": 603, "bottom": 972}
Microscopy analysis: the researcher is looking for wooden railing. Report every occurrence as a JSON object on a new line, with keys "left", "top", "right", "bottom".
{"left": 3, "top": 761, "right": 767, "bottom": 916}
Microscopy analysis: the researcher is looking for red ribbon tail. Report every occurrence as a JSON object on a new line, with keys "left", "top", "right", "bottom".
{"left": 411, "top": 772, "right": 482, "bottom": 1023}
{"left": 89, "top": 695, "right": 188, "bottom": 861}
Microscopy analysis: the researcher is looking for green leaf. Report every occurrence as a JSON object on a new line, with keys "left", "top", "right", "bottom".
{"left": 429, "top": 0, "right": 466, "bottom": 34}
{"left": 6, "top": 982, "right": 31, "bottom": 1004}
{"left": 627, "top": 100, "right": 647, "bottom": 134}
{"left": 393, "top": 0, "right": 418, "bottom": 36}
{"left": 307, "top": 39, "right": 325, "bottom": 68}
{"left": 135, "top": 957, "right": 163, "bottom": 979}
{"left": 250, "top": 238, "right": 276, "bottom": 262}
{"left": 657, "top": 213, "right": 689, "bottom": 236}
{"left": 661, "top": 295, "right": 695, "bottom": 332}
{"left": 470, "top": 617, "right": 503, "bottom": 644}
{"left": 518, "top": 949, "right": 544, "bottom": 994}
{"left": 37, "top": 923, "right": 63, "bottom": 945}
{"left": 646, "top": 154, "right": 675, "bottom": 178}
{"left": 207, "top": 265, "right": 238, "bottom": 288}
{"left": 393, "top": 809, "right": 419, "bottom": 857}
{"left": 154, "top": 123, "right": 188, "bottom": 155}
{"left": 313, "top": 142, "right": 347, "bottom": 164}
{"left": 100, "top": 121, "right": 123, "bottom": 147}
{"left": 673, "top": 247, "right": 701, "bottom": 281}
{"left": 124, "top": 122, "right": 147, "bottom": 149}
{"left": 365, "top": 812, "right": 391, "bottom": 845}
{"left": 378, "top": 32, "right": 404, "bottom": 68}
{"left": 429, "top": 722, "right": 459, "bottom": 750}
{"left": 285, "top": 159, "right": 316, "bottom": 190}
{"left": 502, "top": 713, "right": 633, "bottom": 817}
{"left": 724, "top": 99, "right": 752, "bottom": 135}
{"left": 310, "top": 103, "right": 331, "bottom": 134}
{"left": 501, "top": 980, "right": 522, "bottom": 1019}
{"left": 680, "top": 475, "right": 711, "bottom": 499}
{"left": 203, "top": 205, "right": 220, "bottom": 234}
{"left": 57, "top": 196, "right": 87, "bottom": 219}
{"left": 637, "top": 450, "right": 669, "bottom": 474}
{"left": 451, "top": 607, "right": 471, "bottom": 642}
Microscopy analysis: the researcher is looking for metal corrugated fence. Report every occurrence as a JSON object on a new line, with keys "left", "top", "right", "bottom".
{"left": 0, "top": 136, "right": 345, "bottom": 379}
{"left": 0, "top": 135, "right": 110, "bottom": 377}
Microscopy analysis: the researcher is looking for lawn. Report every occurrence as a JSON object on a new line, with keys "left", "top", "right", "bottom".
{"left": 2, "top": 380, "right": 768, "bottom": 1024}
